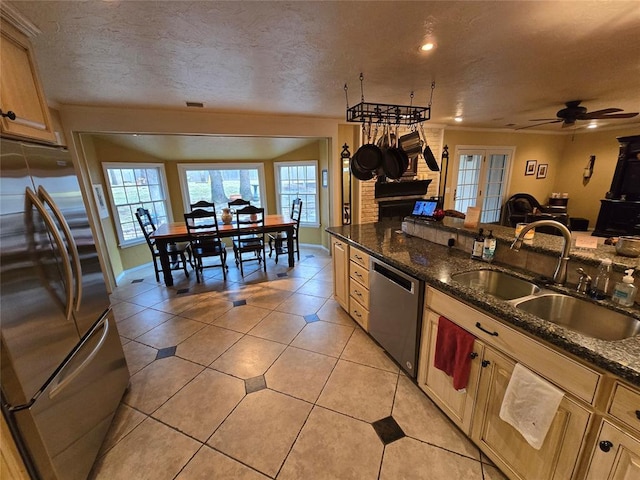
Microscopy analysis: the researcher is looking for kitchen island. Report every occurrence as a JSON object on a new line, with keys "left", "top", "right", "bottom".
{"left": 327, "top": 220, "right": 640, "bottom": 385}
{"left": 327, "top": 219, "right": 640, "bottom": 480}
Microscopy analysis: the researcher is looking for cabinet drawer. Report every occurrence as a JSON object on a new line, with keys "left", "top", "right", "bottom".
{"left": 349, "top": 247, "right": 369, "bottom": 268}
{"left": 427, "top": 288, "right": 602, "bottom": 405}
{"left": 349, "top": 279, "right": 370, "bottom": 307}
{"left": 350, "top": 261, "right": 369, "bottom": 287}
{"left": 609, "top": 382, "right": 640, "bottom": 434}
{"left": 349, "top": 298, "right": 369, "bottom": 330}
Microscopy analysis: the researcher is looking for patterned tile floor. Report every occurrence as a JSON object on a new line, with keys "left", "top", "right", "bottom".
{"left": 92, "top": 246, "right": 507, "bottom": 480}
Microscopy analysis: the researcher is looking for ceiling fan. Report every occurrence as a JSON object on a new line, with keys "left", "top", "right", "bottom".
{"left": 517, "top": 100, "right": 639, "bottom": 130}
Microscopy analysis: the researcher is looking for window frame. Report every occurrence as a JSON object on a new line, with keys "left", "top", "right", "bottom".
{"left": 101, "top": 162, "right": 172, "bottom": 247}
{"left": 176, "top": 162, "right": 267, "bottom": 213}
{"left": 274, "top": 160, "right": 319, "bottom": 228}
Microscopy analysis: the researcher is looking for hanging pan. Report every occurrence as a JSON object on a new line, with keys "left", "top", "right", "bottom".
{"left": 350, "top": 155, "right": 374, "bottom": 181}
{"left": 419, "top": 123, "right": 439, "bottom": 171}
{"left": 353, "top": 123, "right": 382, "bottom": 171}
{"left": 380, "top": 125, "right": 406, "bottom": 180}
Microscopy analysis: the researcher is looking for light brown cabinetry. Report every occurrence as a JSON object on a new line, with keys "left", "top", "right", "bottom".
{"left": 348, "top": 246, "right": 370, "bottom": 330}
{"left": 471, "top": 346, "right": 591, "bottom": 480}
{"left": 419, "top": 288, "right": 596, "bottom": 480}
{"left": 584, "top": 420, "right": 640, "bottom": 479}
{"left": 418, "top": 309, "right": 484, "bottom": 434}
{"left": 0, "top": 19, "right": 56, "bottom": 143}
{"left": 330, "top": 237, "right": 349, "bottom": 310}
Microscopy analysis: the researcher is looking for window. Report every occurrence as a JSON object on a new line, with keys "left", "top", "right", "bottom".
{"left": 177, "top": 163, "right": 266, "bottom": 211}
{"left": 102, "top": 163, "right": 171, "bottom": 246}
{"left": 452, "top": 148, "right": 513, "bottom": 223}
{"left": 274, "top": 161, "right": 318, "bottom": 226}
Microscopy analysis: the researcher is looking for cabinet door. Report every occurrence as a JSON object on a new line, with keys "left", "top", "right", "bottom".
{"left": 331, "top": 237, "right": 349, "bottom": 310}
{"left": 584, "top": 420, "right": 640, "bottom": 480}
{"left": 417, "top": 310, "right": 484, "bottom": 435}
{"left": 472, "top": 347, "right": 591, "bottom": 480}
{"left": 0, "top": 20, "right": 56, "bottom": 143}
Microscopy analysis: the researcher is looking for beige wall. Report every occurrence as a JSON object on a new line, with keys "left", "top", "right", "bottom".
{"left": 441, "top": 127, "right": 640, "bottom": 227}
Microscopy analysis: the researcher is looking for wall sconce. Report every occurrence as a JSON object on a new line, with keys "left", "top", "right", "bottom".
{"left": 583, "top": 155, "right": 595, "bottom": 179}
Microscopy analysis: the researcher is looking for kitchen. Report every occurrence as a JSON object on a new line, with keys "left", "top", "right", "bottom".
{"left": 2, "top": 1, "right": 640, "bottom": 479}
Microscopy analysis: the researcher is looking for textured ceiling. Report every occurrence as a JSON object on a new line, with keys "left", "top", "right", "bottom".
{"left": 5, "top": 0, "right": 640, "bottom": 158}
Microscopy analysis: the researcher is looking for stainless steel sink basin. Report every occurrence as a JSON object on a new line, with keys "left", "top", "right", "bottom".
{"left": 451, "top": 270, "right": 540, "bottom": 301}
{"left": 514, "top": 294, "right": 640, "bottom": 341}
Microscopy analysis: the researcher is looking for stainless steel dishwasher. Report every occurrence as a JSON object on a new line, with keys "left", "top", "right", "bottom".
{"left": 368, "top": 257, "right": 424, "bottom": 378}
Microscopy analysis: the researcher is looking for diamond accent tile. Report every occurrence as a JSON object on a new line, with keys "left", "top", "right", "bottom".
{"left": 177, "top": 288, "right": 190, "bottom": 294}
{"left": 131, "top": 279, "right": 144, "bottom": 284}
{"left": 245, "top": 375, "right": 267, "bottom": 394}
{"left": 233, "top": 299, "right": 247, "bottom": 307}
{"left": 156, "top": 346, "right": 177, "bottom": 359}
{"left": 303, "top": 313, "right": 320, "bottom": 323}
{"left": 372, "top": 416, "right": 405, "bottom": 445}
{"left": 277, "top": 273, "right": 288, "bottom": 278}
{"left": 305, "top": 254, "right": 315, "bottom": 258}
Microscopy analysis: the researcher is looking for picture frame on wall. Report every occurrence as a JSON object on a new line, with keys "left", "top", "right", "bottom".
{"left": 322, "top": 169, "right": 328, "bottom": 188}
{"left": 537, "top": 164, "right": 548, "bottom": 179}
{"left": 93, "top": 184, "right": 110, "bottom": 219}
{"left": 525, "top": 160, "right": 537, "bottom": 176}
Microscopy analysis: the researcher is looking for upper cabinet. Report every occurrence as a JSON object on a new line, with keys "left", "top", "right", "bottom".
{"left": 0, "top": 15, "right": 56, "bottom": 144}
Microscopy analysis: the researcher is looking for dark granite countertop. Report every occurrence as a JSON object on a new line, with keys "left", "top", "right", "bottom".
{"left": 327, "top": 221, "right": 640, "bottom": 387}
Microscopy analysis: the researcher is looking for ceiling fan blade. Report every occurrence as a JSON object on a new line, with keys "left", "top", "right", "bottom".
{"left": 584, "top": 112, "right": 639, "bottom": 119}
{"left": 580, "top": 108, "right": 623, "bottom": 117}
{"left": 515, "top": 120, "right": 562, "bottom": 130}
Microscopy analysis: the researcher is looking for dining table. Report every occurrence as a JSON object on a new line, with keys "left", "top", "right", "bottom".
{"left": 150, "top": 214, "right": 298, "bottom": 286}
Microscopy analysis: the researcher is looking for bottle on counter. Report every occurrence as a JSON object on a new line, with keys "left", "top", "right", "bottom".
{"left": 611, "top": 269, "right": 637, "bottom": 307}
{"left": 589, "top": 258, "right": 612, "bottom": 300}
{"left": 482, "top": 230, "right": 496, "bottom": 262}
{"left": 471, "top": 228, "right": 485, "bottom": 259}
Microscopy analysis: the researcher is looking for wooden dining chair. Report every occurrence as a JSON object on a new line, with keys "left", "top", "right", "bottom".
{"left": 190, "top": 200, "right": 216, "bottom": 211}
{"left": 184, "top": 208, "right": 228, "bottom": 282}
{"left": 228, "top": 198, "right": 251, "bottom": 209}
{"left": 135, "top": 207, "right": 191, "bottom": 282}
{"left": 268, "top": 198, "right": 302, "bottom": 264}
{"left": 233, "top": 205, "right": 266, "bottom": 276}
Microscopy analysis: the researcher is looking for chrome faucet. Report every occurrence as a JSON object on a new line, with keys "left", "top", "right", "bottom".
{"left": 510, "top": 220, "right": 572, "bottom": 286}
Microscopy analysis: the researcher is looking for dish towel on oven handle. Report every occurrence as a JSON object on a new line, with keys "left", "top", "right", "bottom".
{"left": 433, "top": 316, "right": 476, "bottom": 391}
{"left": 499, "top": 363, "right": 564, "bottom": 450}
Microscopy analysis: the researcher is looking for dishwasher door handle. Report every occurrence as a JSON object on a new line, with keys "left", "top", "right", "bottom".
{"left": 372, "top": 261, "right": 415, "bottom": 293}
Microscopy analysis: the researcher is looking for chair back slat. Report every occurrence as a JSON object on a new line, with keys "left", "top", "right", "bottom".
{"left": 135, "top": 207, "right": 156, "bottom": 249}
{"left": 291, "top": 198, "right": 303, "bottom": 229}
{"left": 228, "top": 198, "right": 251, "bottom": 209}
{"left": 190, "top": 200, "right": 216, "bottom": 212}
{"left": 184, "top": 208, "right": 221, "bottom": 236}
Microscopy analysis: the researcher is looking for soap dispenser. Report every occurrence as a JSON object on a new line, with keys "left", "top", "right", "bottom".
{"left": 611, "top": 269, "right": 637, "bottom": 307}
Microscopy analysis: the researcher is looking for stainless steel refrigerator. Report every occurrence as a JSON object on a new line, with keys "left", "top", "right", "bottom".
{"left": 1, "top": 138, "right": 129, "bottom": 480}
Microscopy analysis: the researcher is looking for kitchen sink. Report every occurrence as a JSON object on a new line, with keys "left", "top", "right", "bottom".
{"left": 514, "top": 294, "right": 640, "bottom": 341}
{"left": 451, "top": 270, "right": 540, "bottom": 301}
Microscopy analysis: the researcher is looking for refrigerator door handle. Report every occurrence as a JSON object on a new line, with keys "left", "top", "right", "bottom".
{"left": 48, "top": 314, "right": 110, "bottom": 400}
{"left": 37, "top": 185, "right": 83, "bottom": 312}
{"left": 25, "top": 187, "right": 74, "bottom": 321}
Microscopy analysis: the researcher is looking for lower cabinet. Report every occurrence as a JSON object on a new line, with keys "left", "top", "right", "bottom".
{"left": 583, "top": 420, "right": 640, "bottom": 479}
{"left": 471, "top": 346, "right": 591, "bottom": 480}
{"left": 418, "top": 310, "right": 484, "bottom": 435}
{"left": 330, "top": 237, "right": 349, "bottom": 310}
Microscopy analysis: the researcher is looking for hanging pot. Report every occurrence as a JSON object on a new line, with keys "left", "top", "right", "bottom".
{"left": 381, "top": 126, "right": 405, "bottom": 180}
{"left": 398, "top": 130, "right": 422, "bottom": 157}
{"left": 350, "top": 155, "right": 374, "bottom": 181}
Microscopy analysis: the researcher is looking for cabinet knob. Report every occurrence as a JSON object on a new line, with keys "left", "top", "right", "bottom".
{"left": 481, "top": 360, "right": 491, "bottom": 368}
{"left": 635, "top": 410, "right": 640, "bottom": 420}
{"left": 599, "top": 440, "right": 613, "bottom": 452}
{"left": 0, "top": 110, "right": 16, "bottom": 121}
{"left": 469, "top": 352, "right": 478, "bottom": 359}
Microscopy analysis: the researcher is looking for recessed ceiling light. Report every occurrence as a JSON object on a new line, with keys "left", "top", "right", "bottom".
{"left": 587, "top": 123, "right": 598, "bottom": 129}
{"left": 420, "top": 43, "right": 435, "bottom": 52}
{"left": 454, "top": 117, "right": 463, "bottom": 123}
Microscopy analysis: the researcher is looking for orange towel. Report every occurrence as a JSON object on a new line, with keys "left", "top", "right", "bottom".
{"left": 434, "top": 316, "right": 476, "bottom": 390}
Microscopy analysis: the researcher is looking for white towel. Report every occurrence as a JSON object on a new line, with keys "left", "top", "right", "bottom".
{"left": 499, "top": 363, "right": 564, "bottom": 450}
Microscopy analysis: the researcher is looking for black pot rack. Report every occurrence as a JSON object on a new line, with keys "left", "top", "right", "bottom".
{"left": 345, "top": 75, "right": 434, "bottom": 126}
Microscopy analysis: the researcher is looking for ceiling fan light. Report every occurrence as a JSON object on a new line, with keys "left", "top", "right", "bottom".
{"left": 454, "top": 117, "right": 463, "bottom": 123}
{"left": 420, "top": 42, "right": 435, "bottom": 52}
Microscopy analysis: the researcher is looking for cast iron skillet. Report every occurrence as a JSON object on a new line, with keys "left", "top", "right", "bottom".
{"left": 353, "top": 143, "right": 382, "bottom": 170}
{"left": 350, "top": 155, "right": 375, "bottom": 181}
{"left": 382, "top": 146, "right": 404, "bottom": 179}
{"left": 423, "top": 144, "right": 440, "bottom": 171}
